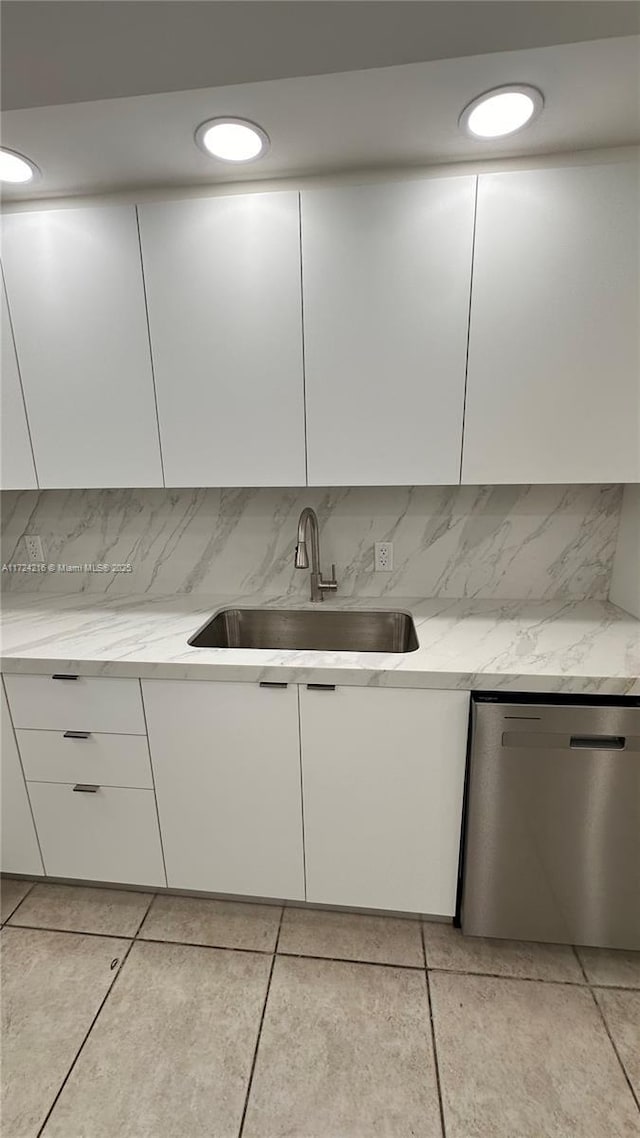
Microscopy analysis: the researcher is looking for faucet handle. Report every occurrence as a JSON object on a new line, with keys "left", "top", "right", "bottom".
{"left": 320, "top": 564, "right": 338, "bottom": 593}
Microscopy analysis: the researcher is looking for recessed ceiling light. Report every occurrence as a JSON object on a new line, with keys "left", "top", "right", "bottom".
{"left": 195, "top": 117, "right": 270, "bottom": 163}
{"left": 460, "top": 85, "right": 543, "bottom": 139}
{"left": 0, "top": 147, "right": 39, "bottom": 184}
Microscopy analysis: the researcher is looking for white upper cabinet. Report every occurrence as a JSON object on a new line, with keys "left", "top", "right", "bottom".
{"left": 1, "top": 277, "right": 37, "bottom": 490}
{"left": 301, "top": 177, "right": 476, "bottom": 485}
{"left": 1, "top": 206, "right": 163, "bottom": 489}
{"left": 462, "top": 162, "right": 640, "bottom": 485}
{"left": 138, "top": 193, "right": 306, "bottom": 487}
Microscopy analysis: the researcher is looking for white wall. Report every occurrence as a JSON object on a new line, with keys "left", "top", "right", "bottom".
{"left": 610, "top": 485, "right": 640, "bottom": 618}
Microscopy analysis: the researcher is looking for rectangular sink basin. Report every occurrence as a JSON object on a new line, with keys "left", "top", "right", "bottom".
{"left": 188, "top": 608, "right": 419, "bottom": 654}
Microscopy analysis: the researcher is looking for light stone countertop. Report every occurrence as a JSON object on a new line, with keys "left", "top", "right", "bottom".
{"left": 1, "top": 592, "right": 638, "bottom": 695}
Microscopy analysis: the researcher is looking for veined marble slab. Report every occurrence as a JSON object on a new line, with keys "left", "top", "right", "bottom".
{"left": 1, "top": 593, "right": 638, "bottom": 695}
{"left": 1, "top": 483, "right": 622, "bottom": 600}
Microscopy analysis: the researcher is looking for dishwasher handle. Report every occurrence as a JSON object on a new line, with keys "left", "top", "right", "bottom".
{"left": 570, "top": 735, "right": 625, "bottom": 750}
{"left": 501, "top": 730, "right": 632, "bottom": 751}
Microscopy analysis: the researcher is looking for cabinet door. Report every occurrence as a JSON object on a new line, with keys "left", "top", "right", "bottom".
{"left": 1, "top": 682, "right": 43, "bottom": 875}
{"left": 138, "top": 193, "right": 305, "bottom": 486}
{"left": 143, "top": 680, "right": 305, "bottom": 899}
{"left": 1, "top": 206, "right": 163, "bottom": 488}
{"left": 1, "top": 277, "right": 37, "bottom": 489}
{"left": 301, "top": 177, "right": 476, "bottom": 485}
{"left": 462, "top": 162, "right": 640, "bottom": 484}
{"left": 27, "top": 783, "right": 165, "bottom": 887}
{"left": 300, "top": 686, "right": 469, "bottom": 915}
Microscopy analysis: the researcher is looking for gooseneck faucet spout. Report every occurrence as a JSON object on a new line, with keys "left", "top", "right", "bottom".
{"left": 294, "top": 507, "right": 338, "bottom": 602}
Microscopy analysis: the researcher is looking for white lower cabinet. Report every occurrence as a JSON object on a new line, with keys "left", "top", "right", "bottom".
{"left": 142, "top": 680, "right": 305, "bottom": 900}
{"left": 27, "top": 783, "right": 165, "bottom": 887}
{"left": 4, "top": 669, "right": 470, "bottom": 912}
{"left": 1, "top": 683, "right": 43, "bottom": 875}
{"left": 3, "top": 673, "right": 163, "bottom": 887}
{"left": 299, "top": 686, "right": 470, "bottom": 914}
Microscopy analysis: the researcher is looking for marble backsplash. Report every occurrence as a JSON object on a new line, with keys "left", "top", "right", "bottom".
{"left": 0, "top": 484, "right": 622, "bottom": 601}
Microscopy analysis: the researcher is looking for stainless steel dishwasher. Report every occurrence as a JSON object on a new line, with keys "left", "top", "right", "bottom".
{"left": 460, "top": 694, "right": 640, "bottom": 950}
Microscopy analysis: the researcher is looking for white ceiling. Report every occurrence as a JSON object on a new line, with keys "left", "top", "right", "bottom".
{"left": 3, "top": 0, "right": 639, "bottom": 111}
{"left": 2, "top": 35, "right": 639, "bottom": 200}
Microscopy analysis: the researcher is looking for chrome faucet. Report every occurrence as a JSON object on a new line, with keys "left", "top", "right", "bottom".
{"left": 294, "top": 507, "right": 338, "bottom": 602}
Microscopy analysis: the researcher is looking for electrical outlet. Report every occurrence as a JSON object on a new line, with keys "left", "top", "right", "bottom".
{"left": 24, "top": 535, "right": 45, "bottom": 563}
{"left": 374, "top": 541, "right": 393, "bottom": 572}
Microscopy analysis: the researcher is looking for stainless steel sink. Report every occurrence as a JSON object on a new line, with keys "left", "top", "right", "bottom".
{"left": 188, "top": 608, "right": 419, "bottom": 653}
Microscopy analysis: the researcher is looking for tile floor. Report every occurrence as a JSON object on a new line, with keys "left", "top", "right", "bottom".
{"left": 1, "top": 879, "right": 639, "bottom": 1138}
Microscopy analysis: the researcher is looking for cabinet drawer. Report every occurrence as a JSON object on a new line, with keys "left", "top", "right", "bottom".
{"left": 17, "top": 730, "right": 153, "bottom": 789}
{"left": 4, "top": 674, "right": 145, "bottom": 734}
{"left": 27, "top": 782, "right": 166, "bottom": 887}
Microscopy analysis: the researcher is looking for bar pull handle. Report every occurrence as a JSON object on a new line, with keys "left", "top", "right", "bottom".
{"left": 570, "top": 735, "right": 625, "bottom": 750}
{"left": 73, "top": 784, "right": 100, "bottom": 793}
{"left": 52, "top": 674, "right": 78, "bottom": 681}
{"left": 307, "top": 684, "right": 336, "bottom": 691}
{"left": 259, "top": 682, "right": 288, "bottom": 689}
{"left": 64, "top": 731, "right": 91, "bottom": 739}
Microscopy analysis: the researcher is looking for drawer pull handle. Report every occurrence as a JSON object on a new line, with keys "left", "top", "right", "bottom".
{"left": 570, "top": 735, "right": 625, "bottom": 750}
{"left": 307, "top": 683, "right": 336, "bottom": 691}
{"left": 52, "top": 674, "right": 79, "bottom": 681}
{"left": 259, "top": 681, "right": 288, "bottom": 689}
{"left": 64, "top": 731, "right": 91, "bottom": 740}
{"left": 73, "top": 784, "right": 100, "bottom": 793}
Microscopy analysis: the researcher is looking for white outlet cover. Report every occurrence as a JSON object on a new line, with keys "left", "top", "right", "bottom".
{"left": 374, "top": 541, "right": 394, "bottom": 572}
{"left": 25, "top": 534, "right": 45, "bottom": 563}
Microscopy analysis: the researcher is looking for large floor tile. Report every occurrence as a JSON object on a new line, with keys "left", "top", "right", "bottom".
{"left": 577, "top": 946, "right": 640, "bottom": 989}
{"left": 8, "top": 883, "right": 152, "bottom": 937}
{"left": 1, "top": 926, "right": 129, "bottom": 1138}
{"left": 430, "top": 971, "right": 639, "bottom": 1138}
{"left": 42, "top": 940, "right": 271, "bottom": 1138}
{"left": 595, "top": 988, "right": 640, "bottom": 1101}
{"left": 1, "top": 878, "right": 33, "bottom": 923}
{"left": 243, "top": 955, "right": 442, "bottom": 1138}
{"left": 279, "top": 906, "right": 424, "bottom": 967}
{"left": 423, "top": 920, "right": 583, "bottom": 983}
{"left": 138, "top": 894, "right": 281, "bottom": 952}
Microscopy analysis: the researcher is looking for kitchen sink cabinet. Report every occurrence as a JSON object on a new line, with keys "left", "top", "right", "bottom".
{"left": 1, "top": 279, "right": 37, "bottom": 491}
{"left": 462, "top": 161, "right": 640, "bottom": 485}
{"left": 1, "top": 206, "right": 163, "bottom": 489}
{"left": 299, "top": 685, "right": 470, "bottom": 914}
{"left": 137, "top": 192, "right": 306, "bottom": 487}
{"left": 142, "top": 679, "right": 305, "bottom": 900}
{"left": 3, "top": 669, "right": 471, "bottom": 914}
{"left": 144, "top": 679, "right": 469, "bottom": 913}
{"left": 1, "top": 681, "right": 43, "bottom": 876}
{"left": 301, "top": 176, "right": 476, "bottom": 485}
